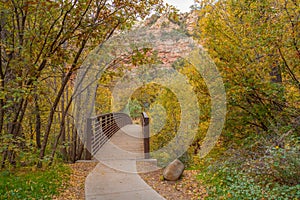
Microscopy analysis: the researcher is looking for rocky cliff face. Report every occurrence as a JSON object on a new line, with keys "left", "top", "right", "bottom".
{"left": 143, "top": 11, "right": 198, "bottom": 34}
{"left": 104, "top": 12, "right": 200, "bottom": 70}
{"left": 135, "top": 12, "right": 199, "bottom": 67}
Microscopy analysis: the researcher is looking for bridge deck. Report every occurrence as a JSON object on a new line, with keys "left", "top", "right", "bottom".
{"left": 93, "top": 124, "right": 144, "bottom": 161}
{"left": 85, "top": 124, "right": 165, "bottom": 200}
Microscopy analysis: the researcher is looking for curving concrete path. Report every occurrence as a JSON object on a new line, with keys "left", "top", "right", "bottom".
{"left": 85, "top": 125, "right": 165, "bottom": 200}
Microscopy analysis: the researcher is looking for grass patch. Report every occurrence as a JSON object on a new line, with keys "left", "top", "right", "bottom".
{"left": 0, "top": 164, "right": 70, "bottom": 200}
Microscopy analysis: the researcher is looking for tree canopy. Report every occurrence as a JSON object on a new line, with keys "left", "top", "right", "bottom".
{"left": 0, "top": 0, "right": 164, "bottom": 168}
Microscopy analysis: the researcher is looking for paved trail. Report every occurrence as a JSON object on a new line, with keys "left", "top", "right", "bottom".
{"left": 85, "top": 124, "right": 165, "bottom": 200}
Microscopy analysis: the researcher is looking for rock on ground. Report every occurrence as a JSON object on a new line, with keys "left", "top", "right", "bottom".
{"left": 139, "top": 168, "right": 207, "bottom": 200}
{"left": 163, "top": 159, "right": 185, "bottom": 181}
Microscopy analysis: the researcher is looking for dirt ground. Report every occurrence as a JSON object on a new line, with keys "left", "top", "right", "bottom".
{"left": 54, "top": 162, "right": 207, "bottom": 200}
{"left": 53, "top": 162, "right": 97, "bottom": 200}
{"left": 139, "top": 169, "right": 207, "bottom": 200}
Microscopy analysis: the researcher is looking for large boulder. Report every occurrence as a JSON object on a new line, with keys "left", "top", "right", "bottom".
{"left": 163, "top": 159, "right": 185, "bottom": 181}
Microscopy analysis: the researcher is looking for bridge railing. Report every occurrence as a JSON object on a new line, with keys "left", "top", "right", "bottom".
{"left": 85, "top": 112, "right": 132, "bottom": 160}
{"left": 141, "top": 112, "right": 150, "bottom": 159}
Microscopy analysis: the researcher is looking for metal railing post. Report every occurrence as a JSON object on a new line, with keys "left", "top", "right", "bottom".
{"left": 142, "top": 112, "right": 150, "bottom": 159}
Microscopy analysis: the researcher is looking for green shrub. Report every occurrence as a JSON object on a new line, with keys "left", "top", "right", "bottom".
{"left": 257, "top": 146, "right": 300, "bottom": 186}
{"left": 198, "top": 164, "right": 300, "bottom": 199}
{"left": 0, "top": 165, "right": 70, "bottom": 200}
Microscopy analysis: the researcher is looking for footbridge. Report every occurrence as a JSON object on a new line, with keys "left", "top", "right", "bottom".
{"left": 84, "top": 112, "right": 165, "bottom": 200}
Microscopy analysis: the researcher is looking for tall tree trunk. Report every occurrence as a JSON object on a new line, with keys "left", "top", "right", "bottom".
{"left": 37, "top": 39, "right": 87, "bottom": 168}
{"left": 49, "top": 94, "right": 73, "bottom": 165}
{"left": 60, "top": 71, "right": 67, "bottom": 161}
{"left": 66, "top": 86, "right": 72, "bottom": 161}
{"left": 0, "top": 17, "right": 5, "bottom": 137}
{"left": 34, "top": 94, "right": 41, "bottom": 149}
{"left": 77, "top": 141, "right": 84, "bottom": 161}
{"left": 71, "top": 125, "right": 77, "bottom": 163}
{"left": 270, "top": 57, "right": 285, "bottom": 112}
{"left": 5, "top": 99, "right": 28, "bottom": 166}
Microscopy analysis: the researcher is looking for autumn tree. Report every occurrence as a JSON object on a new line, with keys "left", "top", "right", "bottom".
{"left": 0, "top": 0, "right": 164, "bottom": 168}
{"left": 192, "top": 0, "right": 300, "bottom": 195}
{"left": 197, "top": 0, "right": 299, "bottom": 138}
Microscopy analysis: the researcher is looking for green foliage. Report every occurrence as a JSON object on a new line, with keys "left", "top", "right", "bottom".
{"left": 96, "top": 86, "right": 112, "bottom": 114}
{"left": 190, "top": 1, "right": 300, "bottom": 198}
{"left": 195, "top": 128, "right": 300, "bottom": 199}
{"left": 199, "top": 165, "right": 300, "bottom": 199}
{"left": 197, "top": 0, "right": 300, "bottom": 136}
{"left": 0, "top": 0, "right": 165, "bottom": 167}
{"left": 149, "top": 103, "right": 167, "bottom": 135}
{"left": 200, "top": 167, "right": 300, "bottom": 199}
{"left": 0, "top": 165, "right": 70, "bottom": 199}
{"left": 128, "top": 99, "right": 142, "bottom": 119}
{"left": 248, "top": 133, "right": 300, "bottom": 186}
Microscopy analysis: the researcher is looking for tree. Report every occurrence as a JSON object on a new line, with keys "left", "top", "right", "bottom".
{"left": 0, "top": 0, "right": 164, "bottom": 168}
{"left": 193, "top": 1, "right": 300, "bottom": 196}
{"left": 197, "top": 0, "right": 299, "bottom": 137}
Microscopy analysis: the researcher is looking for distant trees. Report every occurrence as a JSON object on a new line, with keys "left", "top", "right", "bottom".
{"left": 0, "top": 0, "right": 164, "bottom": 168}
